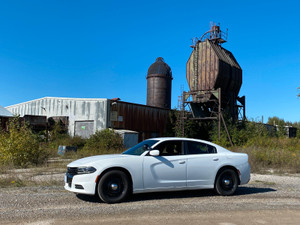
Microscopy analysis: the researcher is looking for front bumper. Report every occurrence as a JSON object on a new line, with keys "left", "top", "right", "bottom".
{"left": 64, "top": 173, "right": 97, "bottom": 195}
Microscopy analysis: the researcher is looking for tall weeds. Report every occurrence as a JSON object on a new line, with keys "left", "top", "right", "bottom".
{"left": 210, "top": 120, "right": 300, "bottom": 173}
{"left": 0, "top": 117, "right": 49, "bottom": 167}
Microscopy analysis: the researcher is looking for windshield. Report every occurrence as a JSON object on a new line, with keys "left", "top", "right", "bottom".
{"left": 123, "top": 140, "right": 159, "bottom": 156}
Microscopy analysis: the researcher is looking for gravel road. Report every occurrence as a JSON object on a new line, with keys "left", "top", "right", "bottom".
{"left": 1, "top": 173, "right": 300, "bottom": 225}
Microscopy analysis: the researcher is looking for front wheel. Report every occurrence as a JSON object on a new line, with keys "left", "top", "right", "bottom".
{"left": 215, "top": 169, "right": 238, "bottom": 196}
{"left": 97, "top": 170, "right": 131, "bottom": 204}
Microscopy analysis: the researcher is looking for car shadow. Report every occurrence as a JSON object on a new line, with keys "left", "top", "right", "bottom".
{"left": 235, "top": 186, "right": 276, "bottom": 196}
{"left": 130, "top": 186, "right": 276, "bottom": 202}
{"left": 76, "top": 194, "right": 101, "bottom": 203}
{"left": 75, "top": 186, "right": 276, "bottom": 203}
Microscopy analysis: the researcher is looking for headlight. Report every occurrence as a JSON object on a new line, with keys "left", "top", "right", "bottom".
{"left": 77, "top": 166, "right": 97, "bottom": 174}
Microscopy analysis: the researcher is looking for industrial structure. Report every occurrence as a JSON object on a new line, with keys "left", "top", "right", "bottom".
{"left": 3, "top": 27, "right": 298, "bottom": 144}
{"left": 146, "top": 57, "right": 173, "bottom": 109}
{"left": 5, "top": 57, "right": 173, "bottom": 147}
{"left": 180, "top": 23, "right": 246, "bottom": 142}
{"left": 6, "top": 97, "right": 169, "bottom": 143}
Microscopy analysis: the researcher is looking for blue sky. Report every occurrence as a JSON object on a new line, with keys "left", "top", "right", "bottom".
{"left": 1, "top": 0, "right": 300, "bottom": 122}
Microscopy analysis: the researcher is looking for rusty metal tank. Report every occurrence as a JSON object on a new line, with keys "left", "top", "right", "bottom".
{"left": 146, "top": 57, "right": 173, "bottom": 109}
{"left": 186, "top": 38, "right": 242, "bottom": 119}
{"left": 186, "top": 39, "right": 242, "bottom": 98}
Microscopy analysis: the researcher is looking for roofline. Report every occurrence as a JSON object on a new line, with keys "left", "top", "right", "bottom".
{"left": 0, "top": 105, "right": 14, "bottom": 117}
{"left": 111, "top": 100, "right": 171, "bottom": 111}
{"left": 5, "top": 97, "right": 109, "bottom": 108}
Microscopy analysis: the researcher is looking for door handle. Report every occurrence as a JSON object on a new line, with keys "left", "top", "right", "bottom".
{"left": 213, "top": 158, "right": 219, "bottom": 161}
{"left": 179, "top": 161, "right": 186, "bottom": 164}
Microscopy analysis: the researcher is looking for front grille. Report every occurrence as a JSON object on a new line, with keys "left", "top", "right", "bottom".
{"left": 66, "top": 167, "right": 78, "bottom": 187}
{"left": 67, "top": 167, "right": 78, "bottom": 176}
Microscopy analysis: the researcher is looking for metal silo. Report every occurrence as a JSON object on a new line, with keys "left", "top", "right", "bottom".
{"left": 185, "top": 24, "right": 244, "bottom": 120}
{"left": 146, "top": 57, "right": 173, "bottom": 109}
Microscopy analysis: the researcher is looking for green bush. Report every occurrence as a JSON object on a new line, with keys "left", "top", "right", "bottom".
{"left": 47, "top": 134, "right": 86, "bottom": 149}
{"left": 210, "top": 120, "right": 270, "bottom": 147}
{"left": 80, "top": 129, "right": 124, "bottom": 156}
{"left": 0, "top": 117, "right": 49, "bottom": 167}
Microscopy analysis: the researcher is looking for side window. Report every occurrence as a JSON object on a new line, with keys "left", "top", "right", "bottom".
{"left": 155, "top": 141, "right": 182, "bottom": 156}
{"left": 186, "top": 141, "right": 217, "bottom": 154}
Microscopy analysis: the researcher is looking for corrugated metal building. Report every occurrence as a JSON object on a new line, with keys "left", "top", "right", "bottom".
{"left": 6, "top": 97, "right": 169, "bottom": 141}
{"left": 6, "top": 97, "right": 109, "bottom": 138}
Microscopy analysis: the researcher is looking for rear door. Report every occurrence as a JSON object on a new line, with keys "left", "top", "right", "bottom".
{"left": 143, "top": 140, "right": 187, "bottom": 190}
{"left": 185, "top": 141, "right": 220, "bottom": 187}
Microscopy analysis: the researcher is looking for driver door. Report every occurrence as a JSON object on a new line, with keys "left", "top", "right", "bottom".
{"left": 143, "top": 140, "right": 187, "bottom": 190}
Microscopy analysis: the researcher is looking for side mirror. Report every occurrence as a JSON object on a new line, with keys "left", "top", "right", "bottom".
{"left": 149, "top": 150, "right": 160, "bottom": 156}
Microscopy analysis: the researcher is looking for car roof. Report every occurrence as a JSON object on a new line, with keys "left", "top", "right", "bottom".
{"left": 148, "top": 137, "right": 217, "bottom": 146}
{"left": 146, "top": 137, "right": 231, "bottom": 153}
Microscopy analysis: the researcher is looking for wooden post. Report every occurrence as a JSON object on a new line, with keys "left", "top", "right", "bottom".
{"left": 221, "top": 113, "right": 234, "bottom": 147}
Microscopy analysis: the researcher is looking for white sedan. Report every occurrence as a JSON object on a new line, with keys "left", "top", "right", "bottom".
{"left": 64, "top": 137, "right": 250, "bottom": 203}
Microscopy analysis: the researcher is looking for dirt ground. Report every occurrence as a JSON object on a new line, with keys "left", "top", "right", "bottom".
{"left": 39, "top": 210, "right": 300, "bottom": 225}
{"left": 1, "top": 174, "right": 300, "bottom": 225}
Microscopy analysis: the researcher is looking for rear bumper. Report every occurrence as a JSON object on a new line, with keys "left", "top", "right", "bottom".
{"left": 238, "top": 162, "right": 251, "bottom": 185}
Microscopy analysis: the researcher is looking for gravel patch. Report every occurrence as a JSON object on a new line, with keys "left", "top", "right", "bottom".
{"left": 0, "top": 173, "right": 299, "bottom": 224}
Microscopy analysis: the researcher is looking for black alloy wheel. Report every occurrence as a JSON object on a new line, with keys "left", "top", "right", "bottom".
{"left": 97, "top": 170, "right": 131, "bottom": 203}
{"left": 215, "top": 168, "right": 238, "bottom": 196}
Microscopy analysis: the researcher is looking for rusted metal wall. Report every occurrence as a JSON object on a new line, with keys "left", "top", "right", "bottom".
{"left": 22, "top": 115, "right": 48, "bottom": 132}
{"left": 23, "top": 115, "right": 47, "bottom": 126}
{"left": 110, "top": 101, "right": 170, "bottom": 142}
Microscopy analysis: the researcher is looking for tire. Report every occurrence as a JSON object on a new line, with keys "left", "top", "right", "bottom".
{"left": 215, "top": 169, "right": 238, "bottom": 196}
{"left": 97, "top": 170, "right": 131, "bottom": 203}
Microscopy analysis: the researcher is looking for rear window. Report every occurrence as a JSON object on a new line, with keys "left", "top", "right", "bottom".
{"left": 186, "top": 141, "right": 217, "bottom": 154}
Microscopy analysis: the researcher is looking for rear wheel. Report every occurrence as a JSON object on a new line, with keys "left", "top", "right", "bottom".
{"left": 97, "top": 170, "right": 131, "bottom": 203}
{"left": 215, "top": 169, "right": 238, "bottom": 196}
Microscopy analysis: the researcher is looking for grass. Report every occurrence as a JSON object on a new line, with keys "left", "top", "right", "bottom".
{"left": 230, "top": 138, "right": 300, "bottom": 174}
{"left": 0, "top": 159, "right": 69, "bottom": 188}
{"left": 0, "top": 147, "right": 124, "bottom": 188}
{"left": 0, "top": 175, "right": 63, "bottom": 188}
{"left": 1, "top": 132, "right": 300, "bottom": 188}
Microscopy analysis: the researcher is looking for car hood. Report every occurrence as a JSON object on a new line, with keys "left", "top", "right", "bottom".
{"left": 67, "top": 154, "right": 132, "bottom": 167}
